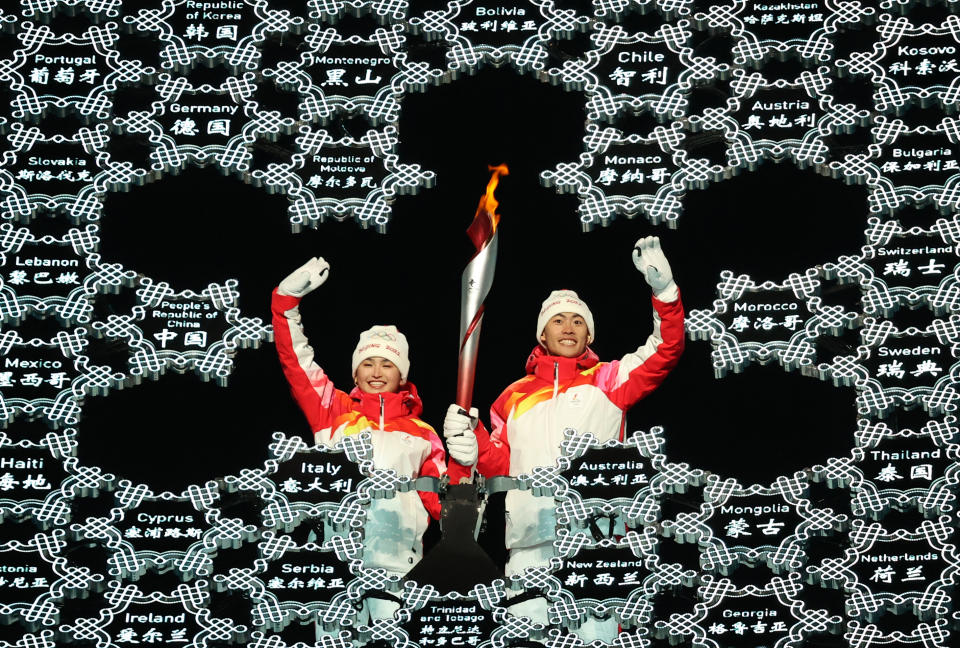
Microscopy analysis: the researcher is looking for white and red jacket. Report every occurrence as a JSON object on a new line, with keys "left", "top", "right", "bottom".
{"left": 448, "top": 293, "right": 684, "bottom": 551}
{"left": 272, "top": 289, "right": 446, "bottom": 573}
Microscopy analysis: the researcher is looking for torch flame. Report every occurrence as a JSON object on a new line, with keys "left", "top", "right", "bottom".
{"left": 467, "top": 164, "right": 509, "bottom": 250}
{"left": 481, "top": 164, "right": 509, "bottom": 232}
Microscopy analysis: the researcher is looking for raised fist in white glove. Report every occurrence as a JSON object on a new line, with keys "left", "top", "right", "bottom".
{"left": 443, "top": 404, "right": 479, "bottom": 467}
{"left": 632, "top": 236, "right": 677, "bottom": 300}
{"left": 278, "top": 257, "right": 330, "bottom": 298}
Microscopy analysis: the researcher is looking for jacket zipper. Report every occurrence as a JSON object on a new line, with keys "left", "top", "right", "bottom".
{"left": 553, "top": 361, "right": 559, "bottom": 398}
{"left": 379, "top": 395, "right": 384, "bottom": 430}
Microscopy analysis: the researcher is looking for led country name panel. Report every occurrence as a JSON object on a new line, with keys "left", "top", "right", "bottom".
{"left": 0, "top": 1, "right": 957, "bottom": 647}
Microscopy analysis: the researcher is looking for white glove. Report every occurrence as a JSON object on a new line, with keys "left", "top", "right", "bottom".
{"left": 278, "top": 257, "right": 330, "bottom": 298}
{"left": 632, "top": 236, "right": 677, "bottom": 300}
{"left": 443, "top": 404, "right": 479, "bottom": 467}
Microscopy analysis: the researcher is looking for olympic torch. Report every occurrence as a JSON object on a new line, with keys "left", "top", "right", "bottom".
{"left": 404, "top": 166, "right": 511, "bottom": 590}
{"left": 456, "top": 164, "right": 508, "bottom": 410}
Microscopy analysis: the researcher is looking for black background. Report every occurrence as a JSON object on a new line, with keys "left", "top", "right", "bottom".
{"left": 1, "top": 3, "right": 953, "bottom": 642}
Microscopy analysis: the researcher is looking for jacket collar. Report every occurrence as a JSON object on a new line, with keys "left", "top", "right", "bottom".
{"left": 525, "top": 345, "right": 599, "bottom": 382}
{"left": 348, "top": 381, "right": 423, "bottom": 421}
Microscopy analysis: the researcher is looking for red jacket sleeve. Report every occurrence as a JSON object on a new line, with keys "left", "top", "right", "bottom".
{"left": 603, "top": 291, "right": 685, "bottom": 410}
{"left": 271, "top": 288, "right": 339, "bottom": 438}
{"left": 477, "top": 397, "right": 512, "bottom": 477}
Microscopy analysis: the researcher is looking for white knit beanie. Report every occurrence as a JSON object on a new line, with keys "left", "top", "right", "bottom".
{"left": 352, "top": 325, "right": 410, "bottom": 380}
{"left": 537, "top": 290, "right": 595, "bottom": 344}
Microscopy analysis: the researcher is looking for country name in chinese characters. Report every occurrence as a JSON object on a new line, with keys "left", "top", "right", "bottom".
{"left": 304, "top": 174, "right": 377, "bottom": 190}
{"left": 264, "top": 574, "right": 345, "bottom": 590}
{"left": 886, "top": 57, "right": 957, "bottom": 78}
{"left": 608, "top": 65, "right": 669, "bottom": 87}
{"left": 595, "top": 151, "right": 670, "bottom": 188}
{"left": 169, "top": 114, "right": 234, "bottom": 138}
{"left": 875, "top": 350, "right": 944, "bottom": 381}
{"left": 112, "top": 627, "right": 190, "bottom": 644}
{"left": 743, "top": 113, "right": 817, "bottom": 131}
{"left": 0, "top": 451, "right": 57, "bottom": 493}
{"left": 415, "top": 606, "right": 487, "bottom": 648}
{"left": 416, "top": 631, "right": 482, "bottom": 646}
{"left": 26, "top": 62, "right": 100, "bottom": 86}
{"left": 880, "top": 160, "right": 957, "bottom": 174}
{"left": 722, "top": 516, "right": 787, "bottom": 538}
{"left": 415, "top": 602, "right": 492, "bottom": 648}
{"left": 0, "top": 574, "right": 49, "bottom": 589}
{"left": 743, "top": 112, "right": 817, "bottom": 130}
{"left": 152, "top": 329, "right": 210, "bottom": 348}
{"left": 14, "top": 169, "right": 92, "bottom": 183}
{"left": 595, "top": 167, "right": 669, "bottom": 187}
{"left": 868, "top": 564, "right": 928, "bottom": 585}
{"left": 561, "top": 565, "right": 645, "bottom": 590}
{"left": 879, "top": 255, "right": 949, "bottom": 278}
{"left": 122, "top": 525, "right": 203, "bottom": 540}
{"left": 459, "top": 19, "right": 537, "bottom": 33}
{"left": 0, "top": 361, "right": 69, "bottom": 390}
{"left": 182, "top": 24, "right": 239, "bottom": 40}
{"left": 707, "top": 607, "right": 788, "bottom": 638}
{"left": 0, "top": 371, "right": 67, "bottom": 389}
{"left": 566, "top": 471, "right": 647, "bottom": 488}
{"left": 872, "top": 460, "right": 936, "bottom": 482}
{"left": 727, "top": 313, "right": 802, "bottom": 332}
{"left": 312, "top": 63, "right": 385, "bottom": 87}
{"left": 742, "top": 4, "right": 823, "bottom": 28}
{"left": 0, "top": 472, "right": 52, "bottom": 492}
{"left": 277, "top": 475, "right": 354, "bottom": 495}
